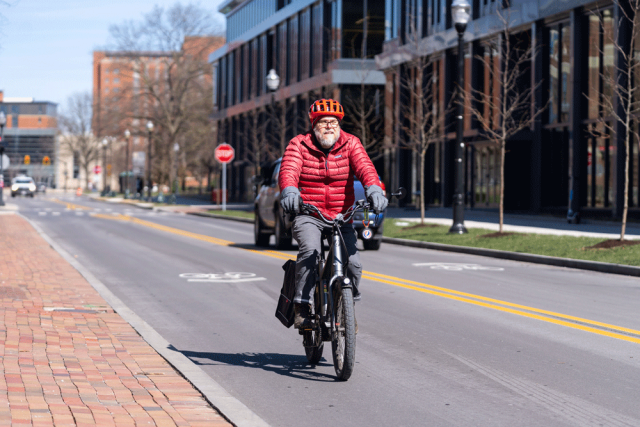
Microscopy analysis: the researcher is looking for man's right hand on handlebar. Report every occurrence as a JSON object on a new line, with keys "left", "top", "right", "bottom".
{"left": 280, "top": 186, "right": 302, "bottom": 214}
{"left": 365, "top": 184, "right": 388, "bottom": 214}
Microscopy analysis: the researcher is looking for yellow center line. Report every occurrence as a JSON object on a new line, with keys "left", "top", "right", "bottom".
{"left": 91, "top": 212, "right": 640, "bottom": 344}
{"left": 50, "top": 198, "right": 92, "bottom": 211}
{"left": 362, "top": 271, "right": 640, "bottom": 337}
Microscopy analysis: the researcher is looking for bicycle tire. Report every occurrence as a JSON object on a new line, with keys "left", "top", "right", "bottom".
{"left": 331, "top": 286, "right": 356, "bottom": 380}
{"left": 304, "top": 331, "right": 324, "bottom": 364}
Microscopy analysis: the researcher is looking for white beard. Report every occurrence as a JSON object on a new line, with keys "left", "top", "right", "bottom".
{"left": 314, "top": 127, "right": 340, "bottom": 149}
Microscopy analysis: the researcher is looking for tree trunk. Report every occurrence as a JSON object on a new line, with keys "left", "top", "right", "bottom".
{"left": 420, "top": 149, "right": 425, "bottom": 224}
{"left": 499, "top": 140, "right": 505, "bottom": 233}
{"left": 621, "top": 131, "right": 630, "bottom": 241}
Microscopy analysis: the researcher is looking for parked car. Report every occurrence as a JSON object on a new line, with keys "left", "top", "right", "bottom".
{"left": 253, "top": 158, "right": 386, "bottom": 250}
{"left": 11, "top": 176, "right": 36, "bottom": 198}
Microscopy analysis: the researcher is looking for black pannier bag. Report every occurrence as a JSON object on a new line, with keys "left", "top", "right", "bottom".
{"left": 275, "top": 259, "right": 296, "bottom": 328}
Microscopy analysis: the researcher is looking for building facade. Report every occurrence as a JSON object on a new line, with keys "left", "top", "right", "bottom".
{"left": 92, "top": 36, "right": 224, "bottom": 193}
{"left": 0, "top": 91, "right": 57, "bottom": 186}
{"left": 210, "top": 0, "right": 387, "bottom": 202}
{"left": 378, "top": 0, "right": 640, "bottom": 219}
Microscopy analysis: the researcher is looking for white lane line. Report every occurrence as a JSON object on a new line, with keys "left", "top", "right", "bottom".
{"left": 76, "top": 212, "right": 85, "bottom": 216}
{"left": 38, "top": 212, "right": 47, "bottom": 216}
{"left": 52, "top": 212, "right": 61, "bottom": 216}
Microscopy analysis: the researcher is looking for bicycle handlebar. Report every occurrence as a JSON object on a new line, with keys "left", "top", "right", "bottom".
{"left": 299, "top": 200, "right": 371, "bottom": 227}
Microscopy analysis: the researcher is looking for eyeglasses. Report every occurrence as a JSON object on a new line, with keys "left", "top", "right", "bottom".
{"left": 316, "top": 119, "right": 340, "bottom": 129}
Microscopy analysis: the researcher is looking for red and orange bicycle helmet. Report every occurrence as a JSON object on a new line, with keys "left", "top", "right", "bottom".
{"left": 308, "top": 99, "right": 344, "bottom": 127}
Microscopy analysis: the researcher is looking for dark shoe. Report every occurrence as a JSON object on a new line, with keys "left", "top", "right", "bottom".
{"left": 294, "top": 303, "right": 312, "bottom": 330}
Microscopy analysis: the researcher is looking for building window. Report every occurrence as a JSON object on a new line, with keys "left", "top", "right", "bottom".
{"left": 105, "top": 78, "right": 109, "bottom": 84}
{"left": 547, "top": 21, "right": 571, "bottom": 124}
{"left": 587, "top": 9, "right": 614, "bottom": 120}
{"left": 113, "top": 78, "right": 120, "bottom": 84}
{"left": 113, "top": 69, "right": 120, "bottom": 74}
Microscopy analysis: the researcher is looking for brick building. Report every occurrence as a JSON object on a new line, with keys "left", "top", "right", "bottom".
{"left": 92, "top": 36, "right": 224, "bottom": 192}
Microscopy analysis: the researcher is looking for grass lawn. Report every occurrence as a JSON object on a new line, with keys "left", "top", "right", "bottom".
{"left": 384, "top": 219, "right": 640, "bottom": 266}
{"left": 207, "top": 209, "right": 255, "bottom": 219}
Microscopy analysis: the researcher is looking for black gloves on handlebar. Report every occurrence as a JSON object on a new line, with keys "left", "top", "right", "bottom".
{"left": 365, "top": 184, "right": 389, "bottom": 214}
{"left": 280, "top": 186, "right": 302, "bottom": 214}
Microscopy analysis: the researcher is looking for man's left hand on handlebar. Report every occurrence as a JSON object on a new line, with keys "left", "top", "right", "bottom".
{"left": 365, "top": 184, "right": 388, "bottom": 214}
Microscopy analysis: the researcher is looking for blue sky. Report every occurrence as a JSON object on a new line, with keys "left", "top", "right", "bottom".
{"left": 0, "top": 0, "right": 225, "bottom": 107}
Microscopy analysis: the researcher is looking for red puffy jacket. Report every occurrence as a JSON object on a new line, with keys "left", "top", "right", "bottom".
{"left": 279, "top": 130, "right": 380, "bottom": 219}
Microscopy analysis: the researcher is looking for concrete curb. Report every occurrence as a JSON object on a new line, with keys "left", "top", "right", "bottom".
{"left": 382, "top": 236, "right": 640, "bottom": 277}
{"left": 188, "top": 211, "right": 254, "bottom": 223}
{"left": 22, "top": 213, "right": 271, "bottom": 427}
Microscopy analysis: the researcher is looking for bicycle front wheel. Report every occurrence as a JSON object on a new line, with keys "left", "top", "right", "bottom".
{"left": 331, "top": 286, "right": 356, "bottom": 380}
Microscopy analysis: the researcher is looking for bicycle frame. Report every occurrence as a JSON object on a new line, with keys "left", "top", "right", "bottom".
{"left": 317, "top": 223, "right": 352, "bottom": 336}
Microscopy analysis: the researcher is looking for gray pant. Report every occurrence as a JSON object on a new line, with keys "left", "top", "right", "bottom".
{"left": 292, "top": 215, "right": 362, "bottom": 304}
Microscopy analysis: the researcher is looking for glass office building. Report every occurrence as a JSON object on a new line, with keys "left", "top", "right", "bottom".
{"left": 210, "top": 0, "right": 387, "bottom": 201}
{"left": 378, "top": 0, "right": 640, "bottom": 219}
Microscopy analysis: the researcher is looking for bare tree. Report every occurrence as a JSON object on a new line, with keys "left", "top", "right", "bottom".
{"left": 587, "top": 1, "right": 640, "bottom": 240}
{"left": 398, "top": 22, "right": 450, "bottom": 224}
{"left": 267, "top": 99, "right": 294, "bottom": 156}
{"left": 107, "top": 3, "right": 222, "bottom": 187}
{"left": 342, "top": 69, "right": 385, "bottom": 160}
{"left": 242, "top": 109, "right": 276, "bottom": 176}
{"left": 58, "top": 92, "right": 101, "bottom": 190}
{"left": 467, "top": 10, "right": 546, "bottom": 233}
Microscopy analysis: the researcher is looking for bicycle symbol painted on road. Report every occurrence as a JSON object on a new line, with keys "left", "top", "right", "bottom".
{"left": 179, "top": 272, "right": 267, "bottom": 283}
{"left": 412, "top": 263, "right": 505, "bottom": 271}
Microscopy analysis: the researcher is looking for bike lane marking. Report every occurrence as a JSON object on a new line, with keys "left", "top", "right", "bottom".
{"left": 179, "top": 273, "right": 267, "bottom": 283}
{"left": 91, "top": 213, "right": 640, "bottom": 344}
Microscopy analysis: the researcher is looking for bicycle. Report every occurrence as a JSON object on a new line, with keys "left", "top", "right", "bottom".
{"left": 297, "top": 188, "right": 405, "bottom": 380}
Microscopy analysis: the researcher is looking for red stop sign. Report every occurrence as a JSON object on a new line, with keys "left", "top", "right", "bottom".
{"left": 94, "top": 165, "right": 102, "bottom": 174}
{"left": 215, "top": 143, "right": 235, "bottom": 164}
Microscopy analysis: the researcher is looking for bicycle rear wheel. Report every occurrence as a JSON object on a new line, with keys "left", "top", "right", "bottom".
{"left": 331, "top": 286, "right": 356, "bottom": 380}
{"left": 303, "top": 291, "right": 324, "bottom": 364}
{"left": 303, "top": 330, "right": 323, "bottom": 364}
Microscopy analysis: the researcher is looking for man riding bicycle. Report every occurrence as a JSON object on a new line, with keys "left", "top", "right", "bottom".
{"left": 279, "top": 99, "right": 388, "bottom": 330}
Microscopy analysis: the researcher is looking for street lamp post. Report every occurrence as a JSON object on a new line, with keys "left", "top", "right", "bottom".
{"left": 124, "top": 129, "right": 131, "bottom": 198}
{"left": 0, "top": 111, "right": 6, "bottom": 206}
{"left": 146, "top": 121, "right": 154, "bottom": 201}
{"left": 449, "top": 0, "right": 471, "bottom": 234}
{"left": 102, "top": 138, "right": 108, "bottom": 196}
{"left": 173, "top": 142, "right": 179, "bottom": 196}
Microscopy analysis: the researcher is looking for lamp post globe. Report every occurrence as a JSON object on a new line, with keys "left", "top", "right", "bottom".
{"left": 0, "top": 111, "right": 6, "bottom": 206}
{"left": 449, "top": 0, "right": 470, "bottom": 234}
{"left": 452, "top": 0, "right": 471, "bottom": 32}
{"left": 266, "top": 69, "right": 280, "bottom": 92}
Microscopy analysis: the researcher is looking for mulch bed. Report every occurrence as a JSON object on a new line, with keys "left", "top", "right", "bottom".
{"left": 479, "top": 232, "right": 517, "bottom": 238}
{"left": 584, "top": 239, "right": 640, "bottom": 250}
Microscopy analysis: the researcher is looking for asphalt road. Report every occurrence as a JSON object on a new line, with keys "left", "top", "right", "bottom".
{"left": 13, "top": 194, "right": 640, "bottom": 427}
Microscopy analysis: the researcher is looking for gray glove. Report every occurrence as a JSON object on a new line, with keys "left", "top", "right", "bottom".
{"left": 280, "top": 186, "right": 302, "bottom": 214}
{"left": 365, "top": 184, "right": 388, "bottom": 214}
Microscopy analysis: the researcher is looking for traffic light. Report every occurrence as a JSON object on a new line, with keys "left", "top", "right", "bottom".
{"left": 42, "top": 156, "right": 50, "bottom": 166}
{"left": 24, "top": 155, "right": 30, "bottom": 165}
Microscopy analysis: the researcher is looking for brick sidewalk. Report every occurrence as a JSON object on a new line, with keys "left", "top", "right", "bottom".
{"left": 0, "top": 214, "right": 232, "bottom": 427}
